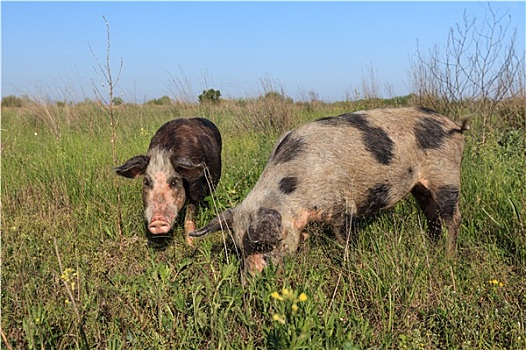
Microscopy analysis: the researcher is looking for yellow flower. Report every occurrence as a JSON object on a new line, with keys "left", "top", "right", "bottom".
{"left": 60, "top": 268, "right": 77, "bottom": 291}
{"left": 272, "top": 314, "right": 286, "bottom": 324}
{"left": 61, "top": 268, "right": 76, "bottom": 282}
{"left": 297, "top": 293, "right": 308, "bottom": 302}
{"left": 489, "top": 279, "right": 504, "bottom": 287}
{"left": 271, "top": 291, "right": 284, "bottom": 301}
{"left": 291, "top": 303, "right": 299, "bottom": 313}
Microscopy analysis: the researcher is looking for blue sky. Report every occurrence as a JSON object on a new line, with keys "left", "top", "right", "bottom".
{"left": 2, "top": 1, "right": 525, "bottom": 103}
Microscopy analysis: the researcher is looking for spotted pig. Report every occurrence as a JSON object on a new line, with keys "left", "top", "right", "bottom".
{"left": 190, "top": 107, "right": 469, "bottom": 273}
{"left": 115, "top": 118, "right": 222, "bottom": 248}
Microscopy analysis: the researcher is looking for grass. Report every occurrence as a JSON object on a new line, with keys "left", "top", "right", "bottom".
{"left": 1, "top": 99, "right": 525, "bottom": 349}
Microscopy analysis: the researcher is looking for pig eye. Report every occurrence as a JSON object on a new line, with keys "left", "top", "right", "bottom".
{"left": 169, "top": 178, "right": 179, "bottom": 188}
{"left": 143, "top": 177, "right": 152, "bottom": 188}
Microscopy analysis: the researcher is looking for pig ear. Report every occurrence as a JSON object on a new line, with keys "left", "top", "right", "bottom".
{"left": 189, "top": 209, "right": 234, "bottom": 237}
{"left": 115, "top": 155, "right": 150, "bottom": 178}
{"left": 172, "top": 156, "right": 205, "bottom": 180}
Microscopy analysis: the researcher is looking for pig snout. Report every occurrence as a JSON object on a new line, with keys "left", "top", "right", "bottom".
{"left": 145, "top": 199, "right": 180, "bottom": 235}
{"left": 148, "top": 216, "right": 173, "bottom": 235}
{"left": 245, "top": 254, "right": 269, "bottom": 274}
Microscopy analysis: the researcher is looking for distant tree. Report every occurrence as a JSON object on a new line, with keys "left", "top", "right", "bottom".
{"left": 261, "top": 91, "right": 293, "bottom": 103}
{"left": 112, "top": 97, "right": 124, "bottom": 106}
{"left": 263, "top": 91, "right": 283, "bottom": 101}
{"left": 146, "top": 95, "right": 172, "bottom": 106}
{"left": 198, "top": 89, "right": 221, "bottom": 104}
{"left": 1, "top": 95, "right": 23, "bottom": 107}
{"left": 78, "top": 98, "right": 100, "bottom": 107}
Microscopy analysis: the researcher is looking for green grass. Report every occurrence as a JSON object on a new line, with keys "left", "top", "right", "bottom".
{"left": 2, "top": 100, "right": 525, "bottom": 349}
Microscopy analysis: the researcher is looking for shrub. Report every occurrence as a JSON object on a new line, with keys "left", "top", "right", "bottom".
{"left": 112, "top": 97, "right": 124, "bottom": 106}
{"left": 146, "top": 95, "right": 172, "bottom": 106}
{"left": 1, "top": 95, "right": 24, "bottom": 108}
{"left": 260, "top": 91, "right": 293, "bottom": 104}
{"left": 199, "top": 89, "right": 221, "bottom": 104}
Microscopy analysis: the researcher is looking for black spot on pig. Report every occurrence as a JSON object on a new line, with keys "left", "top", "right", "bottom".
{"left": 316, "top": 112, "right": 367, "bottom": 127}
{"left": 417, "top": 107, "right": 439, "bottom": 115}
{"left": 340, "top": 113, "right": 368, "bottom": 127}
{"left": 357, "top": 182, "right": 392, "bottom": 215}
{"left": 279, "top": 176, "right": 299, "bottom": 195}
{"left": 243, "top": 208, "right": 282, "bottom": 255}
{"left": 435, "top": 185, "right": 460, "bottom": 218}
{"left": 414, "top": 118, "right": 447, "bottom": 150}
{"left": 318, "top": 113, "right": 394, "bottom": 165}
{"left": 272, "top": 133, "right": 306, "bottom": 164}
{"left": 363, "top": 126, "right": 395, "bottom": 165}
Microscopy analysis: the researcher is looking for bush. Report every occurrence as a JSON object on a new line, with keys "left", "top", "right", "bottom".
{"left": 199, "top": 89, "right": 221, "bottom": 104}
{"left": 1, "top": 95, "right": 24, "bottom": 108}
{"left": 260, "top": 91, "right": 293, "bottom": 104}
{"left": 112, "top": 97, "right": 124, "bottom": 106}
{"left": 410, "top": 3, "right": 525, "bottom": 142}
{"left": 146, "top": 95, "right": 172, "bottom": 106}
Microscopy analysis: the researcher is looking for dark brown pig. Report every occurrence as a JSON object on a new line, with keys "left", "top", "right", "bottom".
{"left": 116, "top": 118, "right": 222, "bottom": 247}
{"left": 190, "top": 107, "right": 469, "bottom": 274}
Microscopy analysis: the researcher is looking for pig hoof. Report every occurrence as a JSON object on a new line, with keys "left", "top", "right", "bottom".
{"left": 185, "top": 235, "right": 195, "bottom": 247}
{"left": 184, "top": 220, "right": 196, "bottom": 235}
{"left": 246, "top": 254, "right": 269, "bottom": 274}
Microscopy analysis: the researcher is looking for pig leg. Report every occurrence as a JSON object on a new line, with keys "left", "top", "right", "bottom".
{"left": 331, "top": 213, "right": 354, "bottom": 246}
{"left": 184, "top": 203, "right": 197, "bottom": 246}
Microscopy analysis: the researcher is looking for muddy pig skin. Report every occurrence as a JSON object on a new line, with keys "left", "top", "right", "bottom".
{"left": 190, "top": 107, "right": 469, "bottom": 274}
{"left": 115, "top": 118, "right": 222, "bottom": 247}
